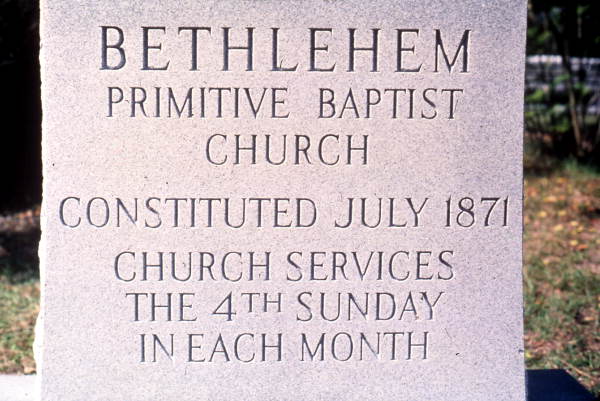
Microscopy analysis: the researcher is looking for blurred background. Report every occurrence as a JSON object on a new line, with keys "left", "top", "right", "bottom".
{"left": 0, "top": 0, "right": 598, "bottom": 394}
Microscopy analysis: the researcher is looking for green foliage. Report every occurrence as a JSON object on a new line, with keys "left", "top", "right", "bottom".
{"left": 526, "top": 0, "right": 600, "bottom": 162}
{"left": 562, "top": 157, "right": 600, "bottom": 178}
{"left": 528, "top": 1, "right": 600, "bottom": 57}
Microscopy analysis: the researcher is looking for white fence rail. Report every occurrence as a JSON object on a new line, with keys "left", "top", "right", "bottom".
{"left": 525, "top": 55, "right": 600, "bottom": 116}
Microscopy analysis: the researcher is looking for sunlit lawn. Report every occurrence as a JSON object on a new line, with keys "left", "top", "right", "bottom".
{"left": 523, "top": 159, "right": 600, "bottom": 393}
{"left": 0, "top": 254, "right": 38, "bottom": 374}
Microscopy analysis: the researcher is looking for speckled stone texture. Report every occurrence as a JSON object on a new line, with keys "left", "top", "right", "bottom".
{"left": 38, "top": 1, "right": 528, "bottom": 400}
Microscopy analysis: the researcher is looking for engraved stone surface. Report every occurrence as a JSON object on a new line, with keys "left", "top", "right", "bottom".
{"left": 38, "top": 1, "right": 528, "bottom": 400}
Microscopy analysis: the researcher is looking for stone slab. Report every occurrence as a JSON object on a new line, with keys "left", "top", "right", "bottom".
{"left": 2, "top": 371, "right": 596, "bottom": 401}
{"left": 0, "top": 375, "right": 35, "bottom": 401}
{"left": 39, "top": 1, "right": 528, "bottom": 400}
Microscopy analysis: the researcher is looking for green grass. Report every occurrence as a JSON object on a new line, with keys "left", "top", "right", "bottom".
{"left": 562, "top": 158, "right": 600, "bottom": 179}
{"left": 523, "top": 159, "right": 600, "bottom": 393}
{"left": 0, "top": 269, "right": 38, "bottom": 374}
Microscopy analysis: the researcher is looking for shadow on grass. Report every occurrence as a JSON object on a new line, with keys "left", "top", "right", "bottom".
{"left": 525, "top": 137, "right": 600, "bottom": 179}
{"left": 0, "top": 228, "right": 40, "bottom": 284}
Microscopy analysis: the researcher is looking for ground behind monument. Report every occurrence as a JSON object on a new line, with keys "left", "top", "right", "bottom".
{"left": 0, "top": 154, "right": 598, "bottom": 395}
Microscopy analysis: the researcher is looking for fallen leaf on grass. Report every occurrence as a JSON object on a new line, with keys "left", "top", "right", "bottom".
{"left": 21, "top": 357, "right": 35, "bottom": 375}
